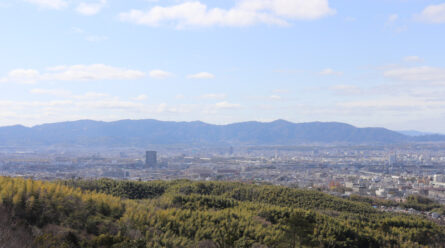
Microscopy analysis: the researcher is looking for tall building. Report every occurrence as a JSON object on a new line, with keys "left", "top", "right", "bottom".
{"left": 389, "top": 153, "right": 397, "bottom": 166}
{"left": 145, "top": 151, "right": 157, "bottom": 167}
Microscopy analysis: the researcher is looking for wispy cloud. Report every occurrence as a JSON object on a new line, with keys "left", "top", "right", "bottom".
{"left": 384, "top": 13, "right": 407, "bottom": 33}
{"left": 272, "top": 89, "right": 289, "bottom": 94}
{"left": 331, "top": 85, "right": 362, "bottom": 95}
{"left": 403, "top": 56, "right": 423, "bottom": 63}
{"left": 71, "top": 28, "right": 108, "bottom": 42}
{"left": 71, "top": 27, "right": 84, "bottom": 34}
{"left": 119, "top": 0, "right": 335, "bottom": 28}
{"left": 384, "top": 66, "right": 445, "bottom": 83}
{"left": 269, "top": 95, "right": 282, "bottom": 100}
{"left": 215, "top": 101, "right": 241, "bottom": 109}
{"left": 387, "top": 13, "right": 398, "bottom": 24}
{"left": 0, "top": 64, "right": 146, "bottom": 84}
{"left": 24, "top": 0, "right": 68, "bottom": 9}
{"left": 24, "top": 0, "right": 106, "bottom": 15}
{"left": 76, "top": 0, "right": 107, "bottom": 16}
{"left": 133, "top": 94, "right": 148, "bottom": 101}
{"left": 416, "top": 3, "right": 445, "bottom": 23}
{"left": 187, "top": 72, "right": 215, "bottom": 79}
{"left": 149, "top": 69, "right": 173, "bottom": 79}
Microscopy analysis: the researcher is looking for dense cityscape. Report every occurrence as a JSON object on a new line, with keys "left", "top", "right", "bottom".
{"left": 3, "top": 144, "right": 445, "bottom": 206}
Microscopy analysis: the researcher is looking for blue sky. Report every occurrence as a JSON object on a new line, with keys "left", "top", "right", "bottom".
{"left": 1, "top": 0, "right": 445, "bottom": 132}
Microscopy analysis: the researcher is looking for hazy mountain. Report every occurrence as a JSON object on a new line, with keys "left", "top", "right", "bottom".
{"left": 397, "top": 130, "right": 439, "bottom": 137}
{"left": 0, "top": 119, "right": 444, "bottom": 147}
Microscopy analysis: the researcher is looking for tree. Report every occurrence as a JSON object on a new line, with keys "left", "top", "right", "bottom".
{"left": 282, "top": 211, "right": 315, "bottom": 248}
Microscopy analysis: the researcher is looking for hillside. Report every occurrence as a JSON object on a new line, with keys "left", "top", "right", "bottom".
{"left": 0, "top": 177, "right": 444, "bottom": 247}
{"left": 0, "top": 119, "right": 444, "bottom": 147}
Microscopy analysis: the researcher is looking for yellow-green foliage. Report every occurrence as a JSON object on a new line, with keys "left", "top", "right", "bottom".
{"left": 0, "top": 176, "right": 444, "bottom": 248}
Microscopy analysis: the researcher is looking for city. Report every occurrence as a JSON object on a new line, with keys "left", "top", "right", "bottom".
{"left": 2, "top": 144, "right": 445, "bottom": 206}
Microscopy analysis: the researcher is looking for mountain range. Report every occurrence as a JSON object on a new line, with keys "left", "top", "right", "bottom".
{"left": 397, "top": 130, "right": 440, "bottom": 137}
{"left": 0, "top": 119, "right": 444, "bottom": 147}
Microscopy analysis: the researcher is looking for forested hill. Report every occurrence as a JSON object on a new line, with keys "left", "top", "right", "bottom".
{"left": 0, "top": 177, "right": 444, "bottom": 247}
{"left": 0, "top": 119, "right": 444, "bottom": 146}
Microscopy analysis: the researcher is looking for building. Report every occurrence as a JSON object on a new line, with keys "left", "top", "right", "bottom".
{"left": 145, "top": 151, "right": 157, "bottom": 167}
{"left": 389, "top": 153, "right": 397, "bottom": 166}
{"left": 434, "top": 174, "right": 445, "bottom": 183}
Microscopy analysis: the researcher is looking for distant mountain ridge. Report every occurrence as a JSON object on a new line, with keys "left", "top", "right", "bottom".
{"left": 397, "top": 130, "right": 441, "bottom": 137}
{"left": 0, "top": 119, "right": 444, "bottom": 147}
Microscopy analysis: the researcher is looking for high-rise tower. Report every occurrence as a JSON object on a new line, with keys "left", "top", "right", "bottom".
{"left": 145, "top": 151, "right": 157, "bottom": 167}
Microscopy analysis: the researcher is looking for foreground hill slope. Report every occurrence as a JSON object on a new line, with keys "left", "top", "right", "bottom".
{"left": 0, "top": 177, "right": 444, "bottom": 247}
{"left": 0, "top": 119, "right": 443, "bottom": 146}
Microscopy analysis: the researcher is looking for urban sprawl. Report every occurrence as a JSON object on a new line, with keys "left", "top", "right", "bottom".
{"left": 2, "top": 143, "right": 445, "bottom": 221}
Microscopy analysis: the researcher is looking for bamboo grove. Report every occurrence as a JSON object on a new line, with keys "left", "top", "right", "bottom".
{"left": 0, "top": 177, "right": 444, "bottom": 247}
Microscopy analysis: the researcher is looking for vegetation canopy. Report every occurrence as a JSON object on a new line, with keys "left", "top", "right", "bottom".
{"left": 0, "top": 177, "right": 443, "bottom": 247}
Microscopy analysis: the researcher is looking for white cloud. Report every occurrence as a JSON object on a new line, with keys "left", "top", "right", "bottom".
{"left": 272, "top": 89, "right": 289, "bottom": 93}
{"left": 71, "top": 27, "right": 108, "bottom": 43}
{"left": 149, "top": 69, "right": 173, "bottom": 79}
{"left": 331, "top": 85, "right": 362, "bottom": 95}
{"left": 387, "top": 13, "right": 398, "bottom": 23}
{"left": 47, "top": 64, "right": 145, "bottom": 81}
{"left": 187, "top": 72, "right": 215, "bottom": 79}
{"left": 119, "top": 0, "right": 335, "bottom": 28}
{"left": 71, "top": 27, "right": 84, "bottom": 34}
{"left": 24, "top": 0, "right": 68, "bottom": 9}
{"left": 30, "top": 89, "right": 117, "bottom": 101}
{"left": 201, "top": 93, "right": 226, "bottom": 100}
{"left": 0, "top": 100, "right": 73, "bottom": 109}
{"left": 403, "top": 56, "right": 423, "bottom": 63}
{"left": 215, "top": 101, "right": 241, "bottom": 109}
{"left": 269, "top": 95, "right": 282, "bottom": 100}
{"left": 134, "top": 94, "right": 148, "bottom": 101}
{"left": 338, "top": 97, "right": 445, "bottom": 110}
{"left": 1, "top": 64, "right": 146, "bottom": 83}
{"left": 384, "top": 66, "right": 445, "bottom": 83}
{"left": 6, "top": 69, "right": 41, "bottom": 84}
{"left": 416, "top": 3, "right": 445, "bottom": 23}
{"left": 154, "top": 103, "right": 195, "bottom": 114}
{"left": 320, "top": 68, "right": 343, "bottom": 76}
{"left": 73, "top": 92, "right": 110, "bottom": 100}
{"left": 77, "top": 100, "right": 143, "bottom": 110}
{"left": 238, "top": 0, "right": 335, "bottom": 20}
{"left": 385, "top": 13, "right": 407, "bottom": 33}
{"left": 0, "top": 95, "right": 210, "bottom": 126}
{"left": 76, "top": 0, "right": 107, "bottom": 16}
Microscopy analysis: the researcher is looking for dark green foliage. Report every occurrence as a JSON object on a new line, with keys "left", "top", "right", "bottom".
{"left": 171, "top": 194, "right": 237, "bottom": 210}
{"left": 403, "top": 195, "right": 442, "bottom": 211}
{"left": 62, "top": 178, "right": 167, "bottom": 199}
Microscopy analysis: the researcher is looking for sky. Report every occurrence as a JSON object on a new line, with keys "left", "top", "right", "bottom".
{"left": 0, "top": 0, "right": 445, "bottom": 132}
